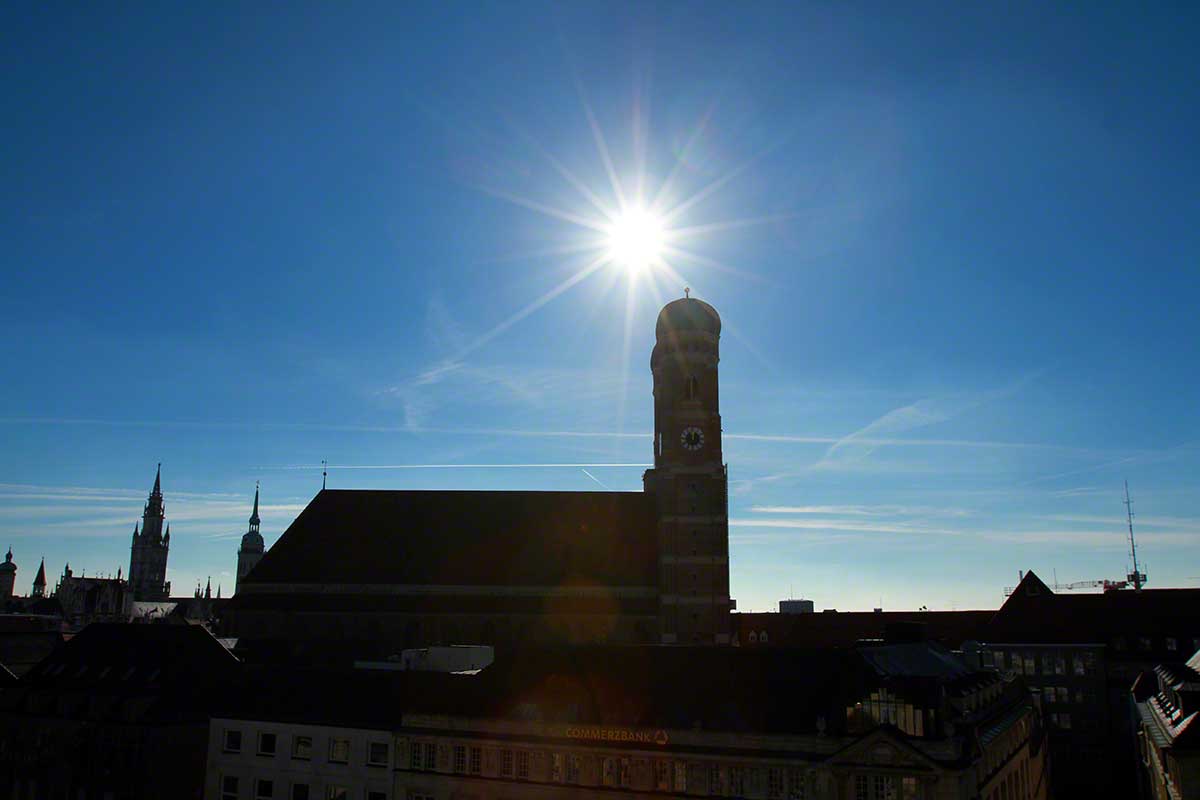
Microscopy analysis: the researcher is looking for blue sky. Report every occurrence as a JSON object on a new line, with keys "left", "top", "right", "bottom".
{"left": 2, "top": 2, "right": 1197, "bottom": 610}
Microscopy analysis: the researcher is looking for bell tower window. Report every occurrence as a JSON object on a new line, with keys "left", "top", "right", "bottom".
{"left": 686, "top": 375, "right": 698, "bottom": 400}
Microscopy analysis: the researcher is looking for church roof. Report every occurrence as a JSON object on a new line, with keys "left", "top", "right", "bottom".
{"left": 239, "top": 489, "right": 660, "bottom": 589}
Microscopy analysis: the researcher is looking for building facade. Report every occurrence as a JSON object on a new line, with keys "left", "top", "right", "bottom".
{"left": 54, "top": 565, "right": 132, "bottom": 626}
{"left": 1132, "top": 648, "right": 1200, "bottom": 800}
{"left": 224, "top": 296, "right": 733, "bottom": 655}
{"left": 981, "top": 570, "right": 1200, "bottom": 799}
{"left": 129, "top": 464, "right": 171, "bottom": 601}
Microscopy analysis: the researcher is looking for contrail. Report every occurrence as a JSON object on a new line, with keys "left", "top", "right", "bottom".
{"left": 580, "top": 469, "right": 610, "bottom": 489}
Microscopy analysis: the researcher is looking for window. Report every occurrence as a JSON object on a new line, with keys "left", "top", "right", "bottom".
{"left": 423, "top": 743, "right": 437, "bottom": 771}
{"left": 290, "top": 785, "right": 309, "bottom": 800}
{"left": 1167, "top": 637, "right": 1178, "bottom": 651}
{"left": 469, "top": 746, "right": 482, "bottom": 775}
{"left": 566, "top": 753, "right": 581, "bottom": 783}
{"left": 329, "top": 738, "right": 350, "bottom": 764}
{"left": 729, "top": 766, "right": 746, "bottom": 796}
{"left": 325, "top": 788, "right": 349, "bottom": 800}
{"left": 902, "top": 778, "right": 918, "bottom": 800}
{"left": 222, "top": 776, "right": 239, "bottom": 800}
{"left": 1056, "top": 687, "right": 1069, "bottom": 703}
{"left": 550, "top": 752, "right": 563, "bottom": 782}
{"left": 292, "top": 735, "right": 312, "bottom": 760}
{"left": 655, "top": 760, "right": 671, "bottom": 790}
{"left": 258, "top": 732, "right": 277, "bottom": 756}
{"left": 224, "top": 729, "right": 243, "bottom": 753}
{"left": 856, "top": 775, "right": 869, "bottom": 800}
{"left": 1139, "top": 637, "right": 1152, "bottom": 651}
{"left": 674, "top": 761, "right": 688, "bottom": 792}
{"left": 1023, "top": 654, "right": 1035, "bottom": 675}
{"left": 1054, "top": 654, "right": 1065, "bottom": 675}
{"left": 787, "top": 767, "right": 805, "bottom": 799}
{"left": 255, "top": 779, "right": 274, "bottom": 800}
{"left": 768, "top": 767, "right": 787, "bottom": 796}
{"left": 517, "top": 750, "right": 530, "bottom": 780}
{"left": 501, "top": 749, "right": 514, "bottom": 777}
{"left": 454, "top": 745, "right": 467, "bottom": 774}
{"left": 367, "top": 742, "right": 389, "bottom": 767}
{"left": 1059, "top": 712, "right": 1072, "bottom": 729}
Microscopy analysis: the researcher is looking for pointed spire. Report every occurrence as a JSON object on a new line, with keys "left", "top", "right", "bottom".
{"left": 32, "top": 557, "right": 47, "bottom": 597}
{"left": 204, "top": 576, "right": 211, "bottom": 599}
{"left": 194, "top": 581, "right": 201, "bottom": 599}
{"left": 152, "top": 462, "right": 162, "bottom": 495}
{"left": 164, "top": 524, "right": 170, "bottom": 543}
{"left": 250, "top": 482, "right": 260, "bottom": 527}
{"left": 216, "top": 583, "right": 222, "bottom": 599}
{"left": 4, "top": 546, "right": 11, "bottom": 564}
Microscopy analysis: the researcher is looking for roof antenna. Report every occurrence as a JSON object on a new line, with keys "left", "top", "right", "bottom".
{"left": 683, "top": 287, "right": 690, "bottom": 299}
{"left": 322, "top": 459, "right": 328, "bottom": 491}
{"left": 1125, "top": 480, "right": 1144, "bottom": 592}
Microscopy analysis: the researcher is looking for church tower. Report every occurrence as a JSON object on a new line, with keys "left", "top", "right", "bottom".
{"left": 128, "top": 464, "right": 171, "bottom": 601}
{"left": 31, "top": 557, "right": 46, "bottom": 599}
{"left": 643, "top": 294, "right": 731, "bottom": 644}
{"left": 235, "top": 483, "right": 265, "bottom": 595}
{"left": 0, "top": 547, "right": 16, "bottom": 601}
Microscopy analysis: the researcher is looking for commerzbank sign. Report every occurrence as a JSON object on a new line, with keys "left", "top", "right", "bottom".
{"left": 562, "top": 727, "right": 670, "bottom": 746}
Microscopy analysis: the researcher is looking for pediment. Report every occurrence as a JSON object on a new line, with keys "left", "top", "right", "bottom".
{"left": 828, "top": 728, "right": 939, "bottom": 771}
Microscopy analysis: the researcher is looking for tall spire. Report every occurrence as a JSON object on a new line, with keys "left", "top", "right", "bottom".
{"left": 249, "top": 482, "right": 261, "bottom": 531}
{"left": 216, "top": 583, "right": 222, "bottom": 599}
{"left": 205, "top": 576, "right": 211, "bottom": 599}
{"left": 164, "top": 524, "right": 170, "bottom": 544}
{"left": 152, "top": 462, "right": 162, "bottom": 496}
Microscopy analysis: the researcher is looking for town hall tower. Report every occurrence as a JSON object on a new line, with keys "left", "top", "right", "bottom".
{"left": 128, "top": 464, "right": 171, "bottom": 601}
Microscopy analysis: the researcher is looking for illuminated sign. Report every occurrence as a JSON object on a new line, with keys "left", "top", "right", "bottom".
{"left": 563, "top": 727, "right": 670, "bottom": 746}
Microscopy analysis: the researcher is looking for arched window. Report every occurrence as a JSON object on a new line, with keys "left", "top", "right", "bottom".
{"left": 686, "top": 376, "right": 699, "bottom": 400}
{"left": 760, "top": 630, "right": 769, "bottom": 644}
{"left": 748, "top": 631, "right": 759, "bottom": 644}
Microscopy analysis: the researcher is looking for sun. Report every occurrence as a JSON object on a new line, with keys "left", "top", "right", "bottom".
{"left": 605, "top": 205, "right": 666, "bottom": 274}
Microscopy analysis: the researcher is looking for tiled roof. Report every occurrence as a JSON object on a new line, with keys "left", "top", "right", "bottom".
{"left": 238, "top": 489, "right": 659, "bottom": 589}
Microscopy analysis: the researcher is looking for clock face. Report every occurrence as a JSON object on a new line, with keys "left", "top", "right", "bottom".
{"left": 680, "top": 426, "right": 705, "bottom": 451}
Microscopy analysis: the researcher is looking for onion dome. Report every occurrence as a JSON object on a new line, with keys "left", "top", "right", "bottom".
{"left": 0, "top": 547, "right": 15, "bottom": 574}
{"left": 655, "top": 295, "right": 722, "bottom": 339}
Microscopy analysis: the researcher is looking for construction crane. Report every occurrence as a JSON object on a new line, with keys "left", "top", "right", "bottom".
{"left": 1002, "top": 481, "right": 1148, "bottom": 597}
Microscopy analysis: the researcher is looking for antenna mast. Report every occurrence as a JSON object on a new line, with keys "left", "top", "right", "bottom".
{"left": 1124, "top": 480, "right": 1144, "bottom": 592}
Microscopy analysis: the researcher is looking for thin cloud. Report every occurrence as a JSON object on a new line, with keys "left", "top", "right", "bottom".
{"left": 750, "top": 504, "right": 971, "bottom": 518}
{"left": 729, "top": 517, "right": 963, "bottom": 536}
{"left": 270, "top": 463, "right": 651, "bottom": 471}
